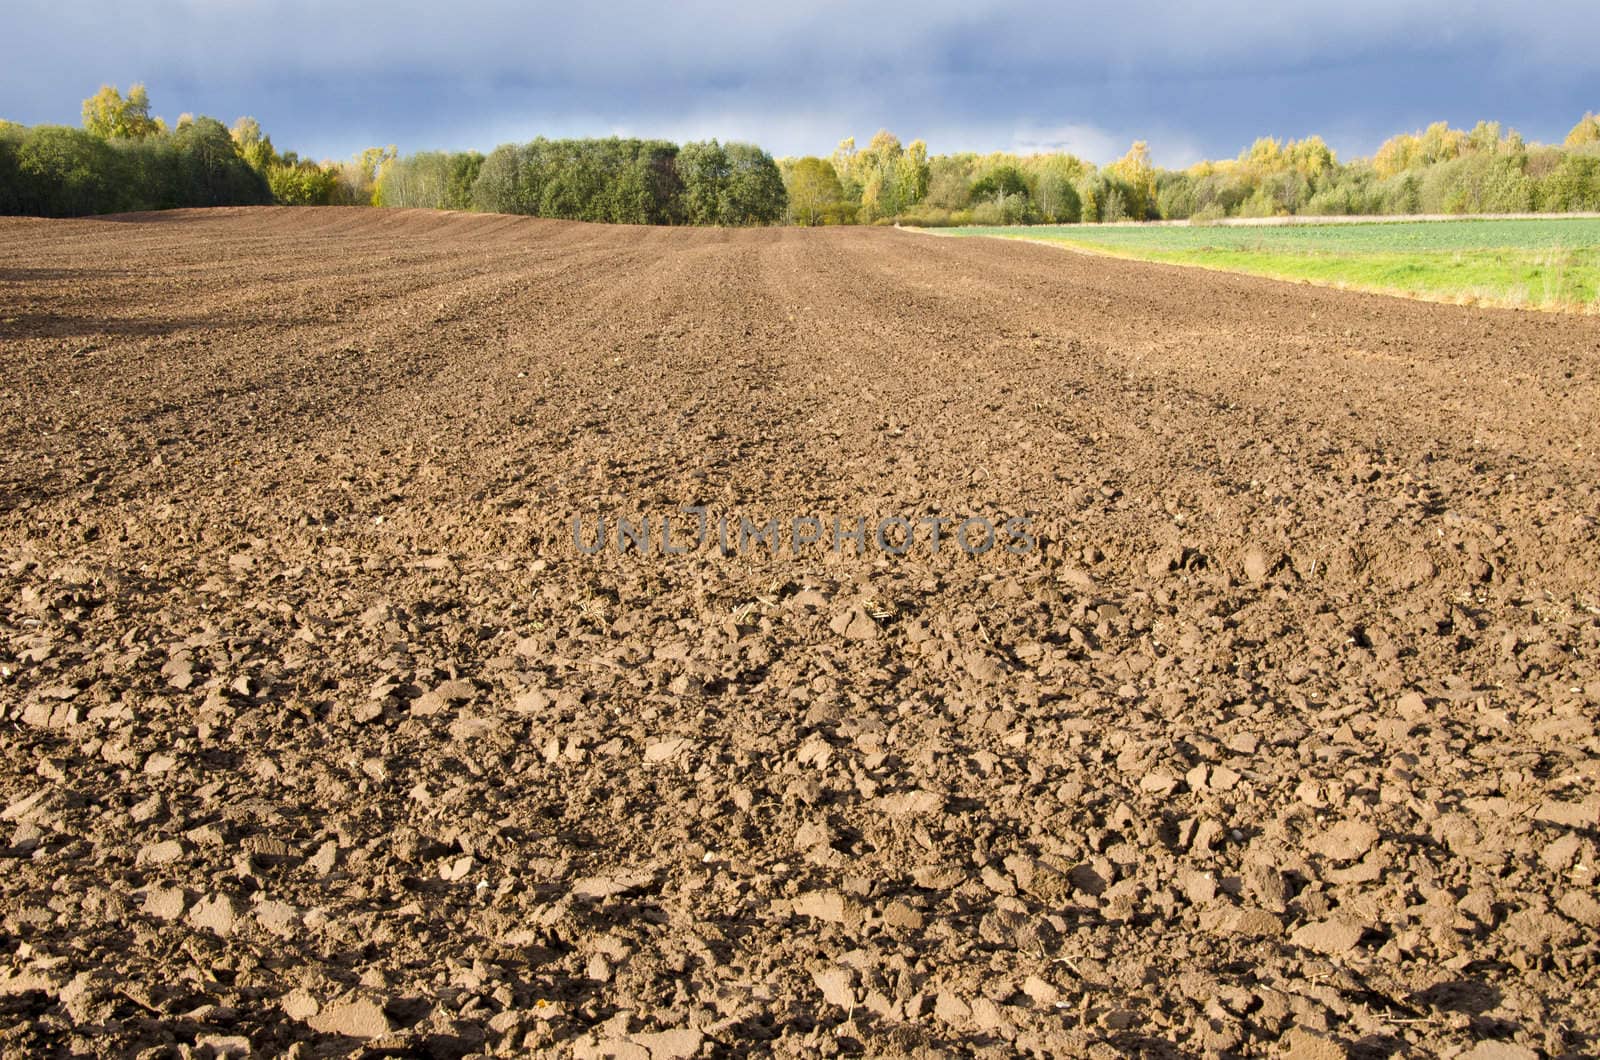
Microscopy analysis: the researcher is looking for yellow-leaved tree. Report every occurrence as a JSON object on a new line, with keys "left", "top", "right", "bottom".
{"left": 1567, "top": 112, "right": 1600, "bottom": 147}
{"left": 1107, "top": 141, "right": 1156, "bottom": 220}
{"left": 230, "top": 117, "right": 277, "bottom": 172}
{"left": 81, "top": 83, "right": 163, "bottom": 140}
{"left": 784, "top": 157, "right": 845, "bottom": 226}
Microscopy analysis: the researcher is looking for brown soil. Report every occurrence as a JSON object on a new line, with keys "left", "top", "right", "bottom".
{"left": 2, "top": 207, "right": 1598, "bottom": 1059}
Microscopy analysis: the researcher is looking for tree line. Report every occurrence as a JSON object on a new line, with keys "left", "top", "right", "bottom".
{"left": 779, "top": 117, "right": 1600, "bottom": 227}
{"left": 0, "top": 84, "right": 787, "bottom": 224}
{"left": 387, "top": 137, "right": 787, "bottom": 225}
{"left": 1, "top": 85, "right": 269, "bottom": 217}
{"left": 0, "top": 85, "right": 391, "bottom": 217}
{"left": 3, "top": 84, "right": 1598, "bottom": 225}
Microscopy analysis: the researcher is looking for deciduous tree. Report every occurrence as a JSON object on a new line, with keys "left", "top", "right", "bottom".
{"left": 1567, "top": 112, "right": 1600, "bottom": 147}
{"left": 1107, "top": 141, "right": 1156, "bottom": 220}
{"left": 784, "top": 156, "right": 844, "bottom": 226}
{"left": 82, "top": 84, "right": 162, "bottom": 140}
{"left": 230, "top": 117, "right": 277, "bottom": 172}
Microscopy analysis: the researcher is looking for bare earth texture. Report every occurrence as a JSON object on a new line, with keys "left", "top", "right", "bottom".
{"left": 1, "top": 207, "right": 1598, "bottom": 1059}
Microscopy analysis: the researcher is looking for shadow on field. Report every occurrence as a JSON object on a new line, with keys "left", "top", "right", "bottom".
{"left": 0, "top": 310, "right": 222, "bottom": 340}
{"left": 0, "top": 267, "right": 117, "bottom": 283}
{"left": 86, "top": 211, "right": 210, "bottom": 224}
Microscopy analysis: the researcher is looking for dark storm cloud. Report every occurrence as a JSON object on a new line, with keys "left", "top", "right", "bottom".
{"left": 2, "top": 1, "right": 1596, "bottom": 164}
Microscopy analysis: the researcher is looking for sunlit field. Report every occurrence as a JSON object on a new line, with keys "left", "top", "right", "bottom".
{"left": 944, "top": 217, "right": 1600, "bottom": 311}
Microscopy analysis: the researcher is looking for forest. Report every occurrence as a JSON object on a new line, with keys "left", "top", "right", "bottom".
{"left": 3, "top": 85, "right": 1598, "bottom": 224}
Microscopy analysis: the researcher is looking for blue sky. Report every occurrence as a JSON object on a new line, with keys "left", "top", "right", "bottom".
{"left": 3, "top": 1, "right": 1597, "bottom": 166}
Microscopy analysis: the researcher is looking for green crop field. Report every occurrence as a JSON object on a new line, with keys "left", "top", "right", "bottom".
{"left": 941, "top": 218, "right": 1600, "bottom": 311}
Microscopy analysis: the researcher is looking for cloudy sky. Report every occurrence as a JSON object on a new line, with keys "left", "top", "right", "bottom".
{"left": 3, "top": 1, "right": 1597, "bottom": 166}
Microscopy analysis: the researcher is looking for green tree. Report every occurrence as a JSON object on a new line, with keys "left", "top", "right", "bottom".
{"left": 1077, "top": 170, "right": 1141, "bottom": 223}
{"left": 925, "top": 155, "right": 975, "bottom": 209}
{"left": 171, "top": 117, "right": 272, "bottom": 206}
{"left": 471, "top": 143, "right": 527, "bottom": 213}
{"left": 1538, "top": 154, "right": 1600, "bottom": 211}
{"left": 444, "top": 151, "right": 484, "bottom": 211}
{"left": 677, "top": 139, "right": 730, "bottom": 224}
{"left": 1420, "top": 154, "right": 1533, "bottom": 214}
{"left": 672, "top": 140, "right": 785, "bottom": 225}
{"left": 721, "top": 142, "right": 787, "bottom": 225}
{"left": 892, "top": 140, "right": 930, "bottom": 211}
{"left": 15, "top": 126, "right": 118, "bottom": 215}
{"left": 844, "top": 131, "right": 928, "bottom": 221}
{"left": 230, "top": 117, "right": 277, "bottom": 172}
{"left": 267, "top": 161, "right": 338, "bottom": 205}
{"left": 1024, "top": 154, "right": 1085, "bottom": 222}
{"left": 376, "top": 151, "right": 469, "bottom": 210}
{"left": 1155, "top": 171, "right": 1196, "bottom": 220}
{"left": 783, "top": 156, "right": 844, "bottom": 226}
{"left": 0, "top": 123, "right": 22, "bottom": 214}
{"left": 831, "top": 137, "right": 861, "bottom": 201}
{"left": 630, "top": 142, "right": 684, "bottom": 224}
{"left": 538, "top": 143, "right": 608, "bottom": 221}
{"left": 1101, "top": 186, "right": 1127, "bottom": 222}
{"left": 970, "top": 165, "right": 1028, "bottom": 203}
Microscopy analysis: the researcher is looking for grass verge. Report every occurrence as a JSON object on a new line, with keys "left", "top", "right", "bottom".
{"left": 935, "top": 219, "right": 1600, "bottom": 313}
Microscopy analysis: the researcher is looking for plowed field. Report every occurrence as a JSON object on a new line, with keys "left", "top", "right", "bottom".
{"left": 2, "top": 207, "right": 1598, "bottom": 1058}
